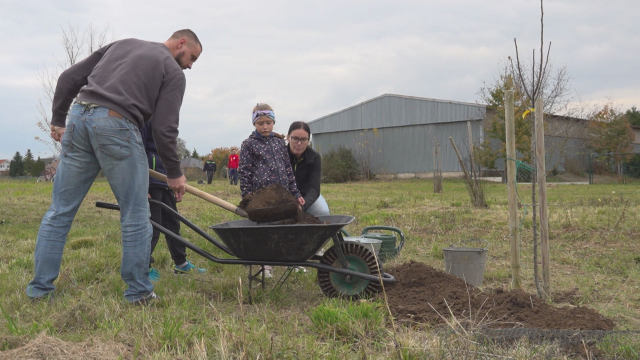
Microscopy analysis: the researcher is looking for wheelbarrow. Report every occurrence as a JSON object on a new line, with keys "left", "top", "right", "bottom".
{"left": 96, "top": 200, "right": 395, "bottom": 300}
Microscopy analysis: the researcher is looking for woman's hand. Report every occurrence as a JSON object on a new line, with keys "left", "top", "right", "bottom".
{"left": 297, "top": 197, "right": 305, "bottom": 207}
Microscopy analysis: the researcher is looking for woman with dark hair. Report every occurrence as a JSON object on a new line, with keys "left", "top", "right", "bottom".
{"left": 287, "top": 121, "right": 330, "bottom": 216}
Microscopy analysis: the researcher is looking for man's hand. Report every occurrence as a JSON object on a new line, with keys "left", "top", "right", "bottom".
{"left": 167, "top": 175, "right": 187, "bottom": 202}
{"left": 50, "top": 125, "right": 66, "bottom": 142}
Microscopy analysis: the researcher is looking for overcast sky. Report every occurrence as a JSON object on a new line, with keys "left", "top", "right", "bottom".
{"left": 0, "top": 0, "right": 637, "bottom": 160}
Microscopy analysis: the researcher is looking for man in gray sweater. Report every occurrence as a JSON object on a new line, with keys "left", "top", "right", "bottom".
{"left": 26, "top": 29, "right": 202, "bottom": 305}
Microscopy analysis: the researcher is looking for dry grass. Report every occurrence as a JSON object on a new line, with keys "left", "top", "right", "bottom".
{"left": 0, "top": 177, "right": 638, "bottom": 358}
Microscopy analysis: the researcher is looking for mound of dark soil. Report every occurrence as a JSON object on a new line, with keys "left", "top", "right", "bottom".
{"left": 244, "top": 184, "right": 296, "bottom": 212}
{"left": 240, "top": 184, "right": 322, "bottom": 224}
{"left": 296, "top": 211, "right": 323, "bottom": 224}
{"left": 384, "top": 261, "right": 614, "bottom": 330}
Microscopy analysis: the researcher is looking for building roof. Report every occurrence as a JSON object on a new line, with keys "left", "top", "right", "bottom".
{"left": 0, "top": 159, "right": 7, "bottom": 165}
{"left": 308, "top": 93, "right": 487, "bottom": 134}
{"left": 45, "top": 158, "right": 60, "bottom": 171}
{"left": 180, "top": 157, "right": 204, "bottom": 169}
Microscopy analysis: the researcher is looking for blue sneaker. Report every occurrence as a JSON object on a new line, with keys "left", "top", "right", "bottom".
{"left": 173, "top": 260, "right": 206, "bottom": 275}
{"left": 149, "top": 267, "right": 160, "bottom": 282}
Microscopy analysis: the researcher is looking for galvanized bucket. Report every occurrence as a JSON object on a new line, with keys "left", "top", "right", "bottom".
{"left": 342, "top": 236, "right": 383, "bottom": 258}
{"left": 443, "top": 239, "right": 489, "bottom": 287}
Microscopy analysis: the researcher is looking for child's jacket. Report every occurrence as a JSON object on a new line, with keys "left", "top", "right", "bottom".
{"left": 239, "top": 131, "right": 301, "bottom": 199}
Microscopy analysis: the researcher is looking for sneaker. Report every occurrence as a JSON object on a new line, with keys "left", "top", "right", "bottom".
{"left": 173, "top": 260, "right": 207, "bottom": 275}
{"left": 132, "top": 291, "right": 160, "bottom": 306}
{"left": 263, "top": 266, "right": 273, "bottom": 278}
{"left": 149, "top": 267, "right": 160, "bottom": 282}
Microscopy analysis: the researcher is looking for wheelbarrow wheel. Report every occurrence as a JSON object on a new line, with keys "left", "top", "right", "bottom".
{"left": 317, "top": 242, "right": 382, "bottom": 299}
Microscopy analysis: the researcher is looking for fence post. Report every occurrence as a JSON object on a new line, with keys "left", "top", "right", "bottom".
{"left": 535, "top": 98, "right": 551, "bottom": 300}
{"left": 505, "top": 90, "right": 521, "bottom": 289}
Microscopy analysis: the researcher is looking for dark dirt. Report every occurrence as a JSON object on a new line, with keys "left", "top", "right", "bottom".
{"left": 383, "top": 261, "right": 615, "bottom": 330}
{"left": 244, "top": 184, "right": 296, "bottom": 211}
{"left": 241, "top": 184, "right": 298, "bottom": 222}
{"left": 240, "top": 184, "right": 323, "bottom": 224}
{"left": 296, "top": 210, "right": 323, "bottom": 224}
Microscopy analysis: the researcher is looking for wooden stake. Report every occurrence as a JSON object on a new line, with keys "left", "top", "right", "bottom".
{"left": 433, "top": 143, "right": 442, "bottom": 193}
{"left": 449, "top": 137, "right": 472, "bottom": 187}
{"left": 467, "top": 121, "right": 475, "bottom": 171}
{"left": 505, "top": 90, "right": 521, "bottom": 289}
{"left": 535, "top": 98, "right": 550, "bottom": 300}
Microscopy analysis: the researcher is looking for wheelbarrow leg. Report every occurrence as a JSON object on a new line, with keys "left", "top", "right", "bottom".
{"left": 331, "top": 233, "right": 350, "bottom": 269}
{"left": 247, "top": 265, "right": 268, "bottom": 304}
{"left": 274, "top": 267, "right": 295, "bottom": 292}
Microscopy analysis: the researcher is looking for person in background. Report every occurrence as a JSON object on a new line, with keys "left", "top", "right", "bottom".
{"left": 142, "top": 119, "right": 206, "bottom": 282}
{"left": 239, "top": 103, "right": 304, "bottom": 278}
{"left": 26, "top": 29, "right": 202, "bottom": 305}
{"left": 287, "top": 121, "right": 330, "bottom": 216}
{"left": 228, "top": 149, "right": 239, "bottom": 185}
{"left": 203, "top": 155, "right": 217, "bottom": 185}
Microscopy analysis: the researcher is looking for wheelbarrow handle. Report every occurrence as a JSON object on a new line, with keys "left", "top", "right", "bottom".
{"left": 149, "top": 169, "right": 248, "bottom": 218}
{"left": 361, "top": 226, "right": 405, "bottom": 254}
{"left": 96, "top": 201, "right": 120, "bottom": 211}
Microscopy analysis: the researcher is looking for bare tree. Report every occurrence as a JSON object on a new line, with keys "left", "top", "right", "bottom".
{"left": 35, "top": 24, "right": 114, "bottom": 156}
{"left": 511, "top": 0, "right": 552, "bottom": 298}
{"left": 176, "top": 137, "right": 190, "bottom": 159}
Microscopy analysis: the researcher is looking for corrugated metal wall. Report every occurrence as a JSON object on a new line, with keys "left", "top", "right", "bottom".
{"left": 308, "top": 94, "right": 486, "bottom": 175}
{"left": 309, "top": 94, "right": 486, "bottom": 134}
{"left": 312, "top": 121, "right": 483, "bottom": 174}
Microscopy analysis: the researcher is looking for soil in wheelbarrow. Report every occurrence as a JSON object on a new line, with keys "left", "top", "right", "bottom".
{"left": 382, "top": 261, "right": 614, "bottom": 330}
{"left": 239, "top": 183, "right": 322, "bottom": 224}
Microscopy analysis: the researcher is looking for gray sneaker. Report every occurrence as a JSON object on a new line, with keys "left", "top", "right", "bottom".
{"left": 131, "top": 291, "right": 160, "bottom": 306}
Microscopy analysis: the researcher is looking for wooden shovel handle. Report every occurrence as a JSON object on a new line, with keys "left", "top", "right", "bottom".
{"left": 148, "top": 169, "right": 248, "bottom": 218}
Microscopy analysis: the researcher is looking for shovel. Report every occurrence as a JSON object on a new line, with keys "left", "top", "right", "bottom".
{"left": 149, "top": 169, "right": 248, "bottom": 218}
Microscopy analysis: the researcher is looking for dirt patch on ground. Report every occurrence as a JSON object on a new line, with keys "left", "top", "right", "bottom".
{"left": 0, "top": 332, "right": 132, "bottom": 359}
{"left": 384, "top": 261, "right": 614, "bottom": 330}
{"left": 240, "top": 184, "right": 322, "bottom": 224}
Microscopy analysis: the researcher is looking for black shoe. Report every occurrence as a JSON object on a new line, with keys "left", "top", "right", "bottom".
{"left": 131, "top": 291, "right": 160, "bottom": 306}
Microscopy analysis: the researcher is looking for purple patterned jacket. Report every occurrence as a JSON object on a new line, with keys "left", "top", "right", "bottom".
{"left": 239, "top": 131, "right": 301, "bottom": 199}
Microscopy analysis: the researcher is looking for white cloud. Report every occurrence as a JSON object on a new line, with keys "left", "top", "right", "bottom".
{"left": 0, "top": 0, "right": 638, "bottom": 159}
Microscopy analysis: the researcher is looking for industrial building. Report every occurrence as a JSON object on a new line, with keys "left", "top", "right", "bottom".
{"left": 308, "top": 94, "right": 487, "bottom": 178}
{"left": 308, "top": 93, "right": 640, "bottom": 179}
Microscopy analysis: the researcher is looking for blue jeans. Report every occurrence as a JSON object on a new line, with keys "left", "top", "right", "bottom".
{"left": 26, "top": 104, "right": 153, "bottom": 302}
{"left": 229, "top": 168, "right": 238, "bottom": 185}
{"left": 306, "top": 194, "right": 330, "bottom": 216}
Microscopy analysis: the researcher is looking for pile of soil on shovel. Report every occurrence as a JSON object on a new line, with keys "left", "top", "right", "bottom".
{"left": 240, "top": 184, "right": 322, "bottom": 224}
{"left": 383, "top": 261, "right": 614, "bottom": 330}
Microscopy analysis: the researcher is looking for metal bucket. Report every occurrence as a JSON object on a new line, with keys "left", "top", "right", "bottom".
{"left": 443, "top": 239, "right": 488, "bottom": 287}
{"left": 343, "top": 237, "right": 382, "bottom": 258}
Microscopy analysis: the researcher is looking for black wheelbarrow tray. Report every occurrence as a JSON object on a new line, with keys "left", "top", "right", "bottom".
{"left": 96, "top": 200, "right": 395, "bottom": 299}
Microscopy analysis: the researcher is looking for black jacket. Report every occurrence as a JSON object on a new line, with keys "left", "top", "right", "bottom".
{"left": 203, "top": 160, "right": 217, "bottom": 172}
{"left": 289, "top": 146, "right": 321, "bottom": 211}
{"left": 141, "top": 119, "right": 169, "bottom": 188}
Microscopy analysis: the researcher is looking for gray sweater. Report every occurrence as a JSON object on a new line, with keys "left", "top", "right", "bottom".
{"left": 51, "top": 38, "right": 186, "bottom": 178}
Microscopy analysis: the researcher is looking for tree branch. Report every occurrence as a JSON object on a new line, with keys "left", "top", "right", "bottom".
{"left": 513, "top": 38, "right": 533, "bottom": 102}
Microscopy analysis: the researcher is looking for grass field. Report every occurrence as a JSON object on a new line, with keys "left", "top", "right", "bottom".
{"left": 0, "top": 177, "right": 638, "bottom": 359}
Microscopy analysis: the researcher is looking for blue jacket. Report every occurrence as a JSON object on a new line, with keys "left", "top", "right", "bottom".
{"left": 239, "top": 131, "right": 301, "bottom": 198}
{"left": 141, "top": 119, "right": 169, "bottom": 188}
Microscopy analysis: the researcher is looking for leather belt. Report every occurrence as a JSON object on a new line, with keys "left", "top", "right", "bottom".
{"left": 108, "top": 109, "right": 124, "bottom": 119}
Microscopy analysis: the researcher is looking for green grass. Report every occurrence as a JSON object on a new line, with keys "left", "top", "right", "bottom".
{"left": 0, "top": 177, "right": 639, "bottom": 358}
